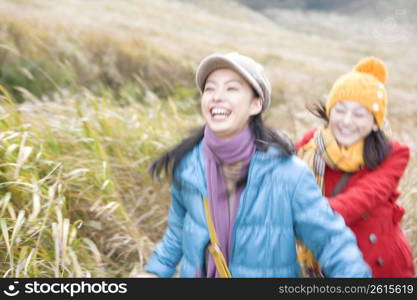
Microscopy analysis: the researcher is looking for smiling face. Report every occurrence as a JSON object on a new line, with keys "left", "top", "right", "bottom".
{"left": 329, "top": 100, "right": 377, "bottom": 146}
{"left": 201, "top": 68, "right": 262, "bottom": 139}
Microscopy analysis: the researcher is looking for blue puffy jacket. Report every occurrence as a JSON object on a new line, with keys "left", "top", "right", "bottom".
{"left": 146, "top": 142, "right": 371, "bottom": 277}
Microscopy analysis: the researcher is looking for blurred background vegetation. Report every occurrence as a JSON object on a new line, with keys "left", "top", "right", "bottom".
{"left": 0, "top": 0, "right": 416, "bottom": 277}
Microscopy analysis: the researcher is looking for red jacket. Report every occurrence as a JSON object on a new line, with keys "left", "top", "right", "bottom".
{"left": 296, "top": 129, "right": 415, "bottom": 277}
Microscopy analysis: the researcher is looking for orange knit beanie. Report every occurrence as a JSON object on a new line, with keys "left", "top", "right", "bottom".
{"left": 326, "top": 57, "right": 388, "bottom": 128}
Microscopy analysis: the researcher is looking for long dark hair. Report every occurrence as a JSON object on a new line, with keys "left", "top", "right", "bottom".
{"left": 149, "top": 113, "right": 294, "bottom": 182}
{"left": 307, "top": 102, "right": 391, "bottom": 169}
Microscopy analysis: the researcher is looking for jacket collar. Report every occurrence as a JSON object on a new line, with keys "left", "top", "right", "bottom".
{"left": 178, "top": 141, "right": 290, "bottom": 195}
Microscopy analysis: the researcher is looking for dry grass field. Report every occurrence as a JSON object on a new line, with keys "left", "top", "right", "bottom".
{"left": 0, "top": 0, "right": 416, "bottom": 277}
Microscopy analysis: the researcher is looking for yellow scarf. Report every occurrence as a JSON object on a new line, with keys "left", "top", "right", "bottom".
{"left": 321, "top": 127, "right": 364, "bottom": 172}
{"left": 298, "top": 126, "right": 364, "bottom": 190}
{"left": 295, "top": 126, "right": 364, "bottom": 277}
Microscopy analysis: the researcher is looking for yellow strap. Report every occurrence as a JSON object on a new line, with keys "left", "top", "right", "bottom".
{"left": 203, "top": 197, "right": 232, "bottom": 278}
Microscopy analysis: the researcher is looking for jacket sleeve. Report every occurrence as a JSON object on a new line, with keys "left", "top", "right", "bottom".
{"left": 328, "top": 142, "right": 410, "bottom": 226}
{"left": 292, "top": 164, "right": 371, "bottom": 277}
{"left": 145, "top": 181, "right": 185, "bottom": 277}
{"left": 295, "top": 129, "right": 316, "bottom": 152}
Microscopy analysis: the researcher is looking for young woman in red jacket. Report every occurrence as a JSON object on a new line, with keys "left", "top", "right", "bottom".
{"left": 296, "top": 57, "right": 415, "bottom": 277}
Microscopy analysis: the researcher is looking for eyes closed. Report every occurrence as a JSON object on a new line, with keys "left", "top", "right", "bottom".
{"left": 204, "top": 86, "right": 239, "bottom": 92}
{"left": 204, "top": 80, "right": 243, "bottom": 93}
{"left": 333, "top": 106, "right": 369, "bottom": 118}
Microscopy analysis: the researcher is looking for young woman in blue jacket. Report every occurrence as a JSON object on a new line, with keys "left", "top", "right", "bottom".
{"left": 144, "top": 52, "right": 371, "bottom": 278}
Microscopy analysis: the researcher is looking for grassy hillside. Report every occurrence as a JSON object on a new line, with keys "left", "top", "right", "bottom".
{"left": 0, "top": 0, "right": 416, "bottom": 277}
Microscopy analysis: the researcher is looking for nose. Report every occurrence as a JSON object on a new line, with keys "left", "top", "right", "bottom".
{"left": 212, "top": 87, "right": 225, "bottom": 102}
{"left": 341, "top": 111, "right": 353, "bottom": 126}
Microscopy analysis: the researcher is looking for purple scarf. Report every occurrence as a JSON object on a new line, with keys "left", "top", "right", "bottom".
{"left": 203, "top": 125, "right": 256, "bottom": 277}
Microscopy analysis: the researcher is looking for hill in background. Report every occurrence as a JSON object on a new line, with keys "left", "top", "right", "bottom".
{"left": 2, "top": 0, "right": 416, "bottom": 132}
{"left": 236, "top": 0, "right": 417, "bottom": 18}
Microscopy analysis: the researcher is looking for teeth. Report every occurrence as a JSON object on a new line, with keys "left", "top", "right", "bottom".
{"left": 211, "top": 108, "right": 231, "bottom": 116}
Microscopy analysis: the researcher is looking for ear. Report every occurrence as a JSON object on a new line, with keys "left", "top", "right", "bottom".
{"left": 372, "top": 124, "right": 378, "bottom": 132}
{"left": 249, "top": 97, "right": 262, "bottom": 116}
